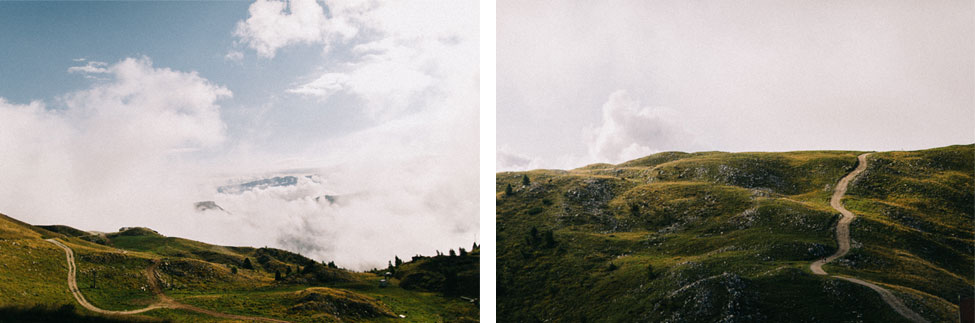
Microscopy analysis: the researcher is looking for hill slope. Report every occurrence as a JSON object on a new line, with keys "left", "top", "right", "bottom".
{"left": 497, "top": 144, "right": 973, "bottom": 322}
{"left": 0, "top": 213, "right": 478, "bottom": 322}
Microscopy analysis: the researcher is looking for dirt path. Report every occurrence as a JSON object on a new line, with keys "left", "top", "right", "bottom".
{"left": 46, "top": 238, "right": 289, "bottom": 322}
{"left": 144, "top": 260, "right": 290, "bottom": 323}
{"left": 46, "top": 239, "right": 163, "bottom": 315}
{"left": 808, "top": 153, "right": 929, "bottom": 323}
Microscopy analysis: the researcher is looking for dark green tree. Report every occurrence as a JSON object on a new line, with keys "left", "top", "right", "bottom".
{"left": 286, "top": 266, "right": 292, "bottom": 275}
{"left": 394, "top": 256, "right": 403, "bottom": 267}
{"left": 274, "top": 270, "right": 282, "bottom": 281}
{"left": 607, "top": 263, "right": 618, "bottom": 271}
{"left": 242, "top": 257, "right": 254, "bottom": 270}
{"left": 529, "top": 226, "right": 539, "bottom": 244}
{"left": 459, "top": 247, "right": 467, "bottom": 256}
{"left": 231, "top": 266, "right": 238, "bottom": 275}
{"left": 505, "top": 183, "right": 513, "bottom": 195}
{"left": 472, "top": 242, "right": 479, "bottom": 250}
{"left": 647, "top": 264, "right": 657, "bottom": 279}
{"left": 544, "top": 230, "right": 556, "bottom": 248}
{"left": 449, "top": 249, "right": 457, "bottom": 257}
{"left": 327, "top": 261, "right": 337, "bottom": 269}
{"left": 522, "top": 174, "right": 531, "bottom": 186}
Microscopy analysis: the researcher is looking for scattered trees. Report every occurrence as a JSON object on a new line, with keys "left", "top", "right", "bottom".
{"left": 526, "top": 226, "right": 556, "bottom": 248}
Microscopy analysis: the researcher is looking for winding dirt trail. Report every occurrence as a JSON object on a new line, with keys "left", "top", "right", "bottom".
{"left": 808, "top": 153, "right": 929, "bottom": 323}
{"left": 46, "top": 239, "right": 163, "bottom": 315}
{"left": 46, "top": 238, "right": 289, "bottom": 322}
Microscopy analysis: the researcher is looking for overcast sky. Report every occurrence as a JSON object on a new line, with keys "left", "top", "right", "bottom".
{"left": 0, "top": 0, "right": 478, "bottom": 270}
{"left": 498, "top": 0, "right": 974, "bottom": 171}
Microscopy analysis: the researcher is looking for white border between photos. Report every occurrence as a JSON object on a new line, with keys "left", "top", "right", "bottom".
{"left": 479, "top": 0, "right": 497, "bottom": 321}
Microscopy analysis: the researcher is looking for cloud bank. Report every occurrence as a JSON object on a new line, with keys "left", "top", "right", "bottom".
{"left": 0, "top": 57, "right": 230, "bottom": 231}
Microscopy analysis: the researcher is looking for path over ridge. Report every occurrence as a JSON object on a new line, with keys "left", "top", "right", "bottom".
{"left": 808, "top": 153, "right": 929, "bottom": 323}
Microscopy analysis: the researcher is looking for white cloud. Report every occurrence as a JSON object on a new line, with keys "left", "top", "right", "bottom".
{"left": 233, "top": 0, "right": 357, "bottom": 58}
{"left": 224, "top": 50, "right": 244, "bottom": 62}
{"left": 67, "top": 60, "right": 109, "bottom": 74}
{"left": 287, "top": 40, "right": 436, "bottom": 118}
{"left": 287, "top": 72, "right": 348, "bottom": 98}
{"left": 585, "top": 90, "right": 692, "bottom": 164}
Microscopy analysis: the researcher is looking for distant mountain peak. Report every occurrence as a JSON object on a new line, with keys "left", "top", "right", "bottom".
{"left": 194, "top": 201, "right": 228, "bottom": 213}
{"left": 217, "top": 176, "right": 300, "bottom": 194}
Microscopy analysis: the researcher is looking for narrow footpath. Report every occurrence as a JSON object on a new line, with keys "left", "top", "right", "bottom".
{"left": 808, "top": 153, "right": 929, "bottom": 323}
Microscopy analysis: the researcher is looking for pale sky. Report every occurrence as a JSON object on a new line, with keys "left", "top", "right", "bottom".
{"left": 498, "top": 0, "right": 974, "bottom": 170}
{"left": 0, "top": 0, "right": 478, "bottom": 270}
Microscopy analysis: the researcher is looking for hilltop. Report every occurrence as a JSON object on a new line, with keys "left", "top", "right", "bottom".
{"left": 0, "top": 213, "right": 478, "bottom": 322}
{"left": 497, "top": 144, "right": 973, "bottom": 322}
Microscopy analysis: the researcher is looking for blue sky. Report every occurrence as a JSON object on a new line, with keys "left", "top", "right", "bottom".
{"left": 0, "top": 0, "right": 479, "bottom": 270}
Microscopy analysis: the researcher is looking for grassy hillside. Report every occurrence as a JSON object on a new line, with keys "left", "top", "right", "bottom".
{"left": 497, "top": 145, "right": 973, "bottom": 322}
{"left": 0, "top": 212, "right": 478, "bottom": 322}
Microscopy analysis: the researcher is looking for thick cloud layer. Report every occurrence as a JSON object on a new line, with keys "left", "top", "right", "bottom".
{"left": 0, "top": 53, "right": 477, "bottom": 271}
{"left": 0, "top": 57, "right": 230, "bottom": 229}
{"left": 221, "top": 0, "right": 480, "bottom": 270}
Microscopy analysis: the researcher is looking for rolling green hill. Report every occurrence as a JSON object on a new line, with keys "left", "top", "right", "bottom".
{"left": 497, "top": 144, "right": 973, "bottom": 322}
{"left": 0, "top": 213, "right": 478, "bottom": 322}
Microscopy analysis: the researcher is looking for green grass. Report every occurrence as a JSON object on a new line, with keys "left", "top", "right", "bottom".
{"left": 171, "top": 280, "right": 477, "bottom": 323}
{"left": 0, "top": 239, "right": 74, "bottom": 307}
{"left": 0, "top": 212, "right": 478, "bottom": 322}
{"left": 498, "top": 145, "right": 973, "bottom": 322}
